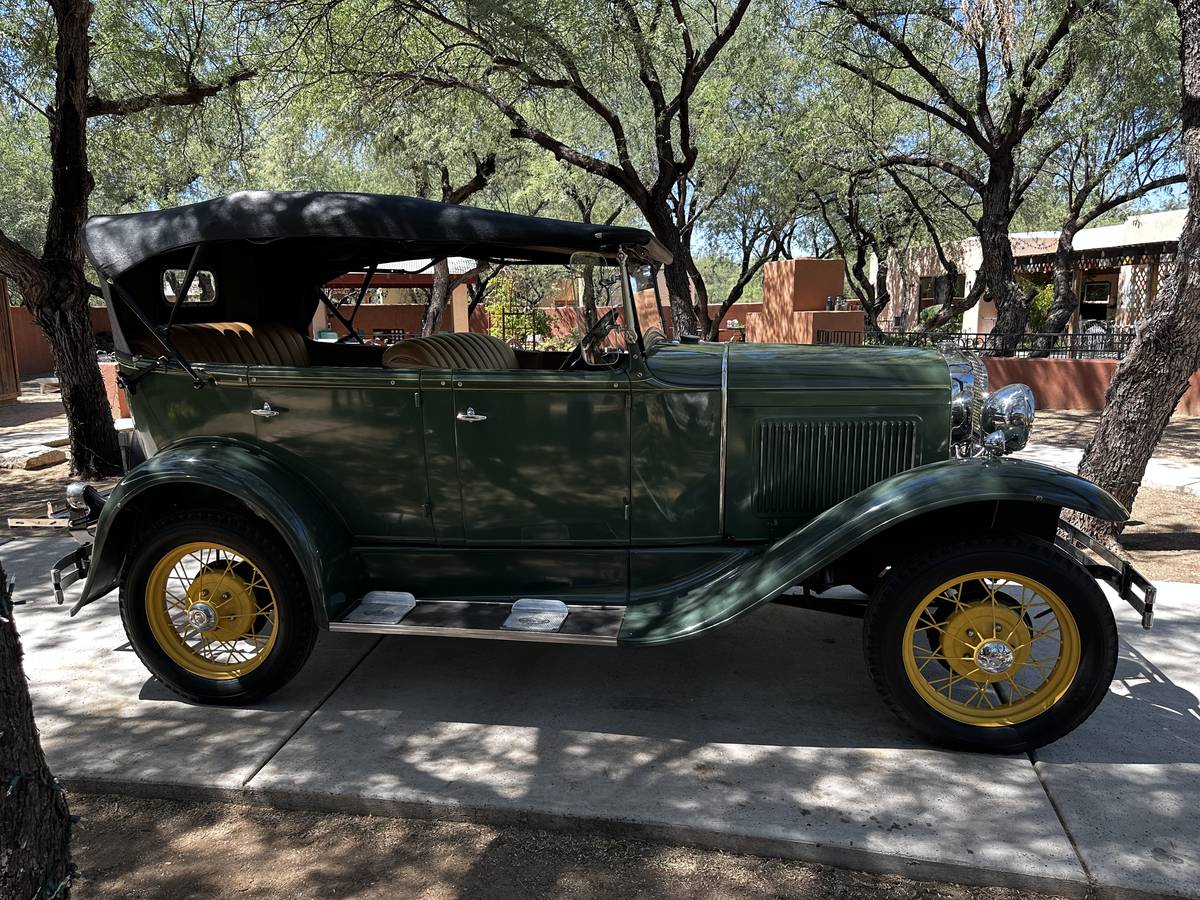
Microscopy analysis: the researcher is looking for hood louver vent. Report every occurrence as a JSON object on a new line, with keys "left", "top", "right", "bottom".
{"left": 754, "top": 418, "right": 921, "bottom": 518}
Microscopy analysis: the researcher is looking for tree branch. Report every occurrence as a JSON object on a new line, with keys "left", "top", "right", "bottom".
{"left": 87, "top": 70, "right": 255, "bottom": 118}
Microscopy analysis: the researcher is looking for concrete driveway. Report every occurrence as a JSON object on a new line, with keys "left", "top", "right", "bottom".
{"left": 4, "top": 535, "right": 1198, "bottom": 899}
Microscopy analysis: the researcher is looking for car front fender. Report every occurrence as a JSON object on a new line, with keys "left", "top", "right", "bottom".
{"left": 71, "top": 439, "right": 357, "bottom": 625}
{"left": 619, "top": 456, "right": 1126, "bottom": 645}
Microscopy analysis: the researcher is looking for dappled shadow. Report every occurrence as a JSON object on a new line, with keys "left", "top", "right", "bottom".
{"left": 0, "top": 396, "right": 65, "bottom": 431}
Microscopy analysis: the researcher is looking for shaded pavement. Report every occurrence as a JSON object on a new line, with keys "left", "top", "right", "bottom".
{"left": 3, "top": 535, "right": 1198, "bottom": 898}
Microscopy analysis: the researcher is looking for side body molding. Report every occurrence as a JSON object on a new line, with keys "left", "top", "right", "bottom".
{"left": 72, "top": 440, "right": 357, "bottom": 624}
{"left": 619, "top": 457, "right": 1128, "bottom": 645}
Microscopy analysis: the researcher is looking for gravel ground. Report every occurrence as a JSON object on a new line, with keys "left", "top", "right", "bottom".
{"left": 1121, "top": 487, "right": 1200, "bottom": 583}
{"left": 68, "top": 794, "right": 1068, "bottom": 900}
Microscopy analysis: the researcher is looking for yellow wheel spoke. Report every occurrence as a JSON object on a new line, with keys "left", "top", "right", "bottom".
{"left": 902, "top": 569, "right": 1081, "bottom": 727}
{"left": 145, "top": 540, "right": 280, "bottom": 680}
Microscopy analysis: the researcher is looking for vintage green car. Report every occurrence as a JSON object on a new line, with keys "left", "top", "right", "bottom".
{"left": 50, "top": 191, "right": 1154, "bottom": 753}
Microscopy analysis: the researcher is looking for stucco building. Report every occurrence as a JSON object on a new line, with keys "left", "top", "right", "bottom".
{"left": 875, "top": 209, "right": 1184, "bottom": 334}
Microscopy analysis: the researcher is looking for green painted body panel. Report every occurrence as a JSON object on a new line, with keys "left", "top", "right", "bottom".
{"left": 618, "top": 456, "right": 1128, "bottom": 644}
{"left": 86, "top": 341, "right": 1126, "bottom": 643}
{"left": 124, "top": 361, "right": 254, "bottom": 455}
{"left": 249, "top": 366, "right": 430, "bottom": 539}
{"left": 75, "top": 439, "right": 358, "bottom": 624}
{"left": 444, "top": 369, "right": 631, "bottom": 543}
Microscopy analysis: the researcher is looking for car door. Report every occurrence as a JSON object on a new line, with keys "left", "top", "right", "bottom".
{"left": 449, "top": 368, "right": 631, "bottom": 545}
{"left": 250, "top": 366, "right": 432, "bottom": 540}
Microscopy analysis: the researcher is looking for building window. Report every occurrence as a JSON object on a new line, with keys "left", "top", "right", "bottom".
{"left": 918, "top": 274, "right": 966, "bottom": 309}
{"left": 1080, "top": 280, "right": 1114, "bottom": 323}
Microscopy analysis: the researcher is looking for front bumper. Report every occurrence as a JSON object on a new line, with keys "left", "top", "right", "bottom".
{"left": 1056, "top": 519, "right": 1156, "bottom": 629}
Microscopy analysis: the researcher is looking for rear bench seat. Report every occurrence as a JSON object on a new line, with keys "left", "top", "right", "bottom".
{"left": 135, "top": 322, "right": 519, "bottom": 370}
{"left": 140, "top": 322, "right": 312, "bottom": 367}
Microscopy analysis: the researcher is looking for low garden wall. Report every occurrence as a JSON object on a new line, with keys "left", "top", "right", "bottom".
{"left": 9, "top": 304, "right": 110, "bottom": 377}
{"left": 986, "top": 357, "right": 1200, "bottom": 415}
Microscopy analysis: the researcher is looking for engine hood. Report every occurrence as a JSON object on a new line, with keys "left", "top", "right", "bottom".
{"left": 643, "top": 339, "right": 951, "bottom": 392}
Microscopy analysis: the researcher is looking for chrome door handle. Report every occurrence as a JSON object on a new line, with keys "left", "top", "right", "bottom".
{"left": 456, "top": 407, "right": 487, "bottom": 423}
{"left": 250, "top": 402, "right": 281, "bottom": 419}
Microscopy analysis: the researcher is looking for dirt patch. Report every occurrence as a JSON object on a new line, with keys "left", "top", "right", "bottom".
{"left": 1120, "top": 487, "right": 1200, "bottom": 584}
{"left": 67, "top": 793, "right": 1066, "bottom": 900}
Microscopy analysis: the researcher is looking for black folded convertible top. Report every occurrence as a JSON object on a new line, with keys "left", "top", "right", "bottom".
{"left": 82, "top": 190, "right": 672, "bottom": 279}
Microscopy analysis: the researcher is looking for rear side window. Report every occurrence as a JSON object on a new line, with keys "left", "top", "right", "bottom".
{"left": 162, "top": 268, "right": 218, "bottom": 305}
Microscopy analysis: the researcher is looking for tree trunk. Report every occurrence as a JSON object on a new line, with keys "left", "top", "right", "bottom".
{"left": 1072, "top": 0, "right": 1200, "bottom": 543}
{"left": 1035, "top": 222, "right": 1080, "bottom": 352}
{"left": 0, "top": 564, "right": 74, "bottom": 900}
{"left": 660, "top": 244, "right": 698, "bottom": 337}
{"left": 422, "top": 259, "right": 451, "bottom": 336}
{"left": 580, "top": 265, "right": 598, "bottom": 330}
{"left": 977, "top": 161, "right": 1024, "bottom": 354}
{"left": 26, "top": 274, "right": 121, "bottom": 478}
{"left": 864, "top": 256, "right": 888, "bottom": 336}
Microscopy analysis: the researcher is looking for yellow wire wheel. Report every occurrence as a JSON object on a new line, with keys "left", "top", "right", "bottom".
{"left": 901, "top": 571, "right": 1081, "bottom": 727}
{"left": 144, "top": 541, "right": 280, "bottom": 680}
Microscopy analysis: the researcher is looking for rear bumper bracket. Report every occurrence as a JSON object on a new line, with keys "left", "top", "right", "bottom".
{"left": 51, "top": 546, "right": 91, "bottom": 606}
{"left": 1055, "top": 519, "right": 1156, "bottom": 629}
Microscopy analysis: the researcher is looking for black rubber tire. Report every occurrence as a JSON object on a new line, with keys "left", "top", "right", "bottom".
{"left": 863, "top": 535, "right": 1117, "bottom": 754}
{"left": 119, "top": 509, "right": 317, "bottom": 704}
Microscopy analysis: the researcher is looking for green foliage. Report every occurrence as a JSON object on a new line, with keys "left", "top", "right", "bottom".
{"left": 1022, "top": 280, "right": 1056, "bottom": 331}
{"left": 917, "top": 305, "right": 963, "bottom": 332}
{"left": 484, "top": 270, "right": 554, "bottom": 345}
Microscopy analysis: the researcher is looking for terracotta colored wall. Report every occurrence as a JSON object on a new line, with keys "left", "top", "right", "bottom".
{"left": 986, "top": 357, "right": 1200, "bottom": 416}
{"left": 762, "top": 258, "right": 846, "bottom": 314}
{"left": 633, "top": 290, "right": 761, "bottom": 340}
{"left": 745, "top": 309, "right": 864, "bottom": 345}
{"left": 99, "top": 360, "right": 131, "bottom": 418}
{"left": 9, "top": 304, "right": 110, "bottom": 377}
{"left": 321, "top": 304, "right": 428, "bottom": 338}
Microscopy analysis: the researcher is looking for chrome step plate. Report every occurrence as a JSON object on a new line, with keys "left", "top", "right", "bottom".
{"left": 330, "top": 598, "right": 623, "bottom": 645}
{"left": 503, "top": 598, "right": 568, "bottom": 633}
{"left": 344, "top": 590, "right": 416, "bottom": 625}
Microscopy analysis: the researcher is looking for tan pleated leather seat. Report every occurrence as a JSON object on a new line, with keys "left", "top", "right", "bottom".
{"left": 382, "top": 332, "right": 519, "bottom": 370}
{"left": 154, "top": 322, "right": 311, "bottom": 367}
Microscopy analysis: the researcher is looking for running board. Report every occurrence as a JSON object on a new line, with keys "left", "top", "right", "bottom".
{"left": 329, "top": 594, "right": 623, "bottom": 645}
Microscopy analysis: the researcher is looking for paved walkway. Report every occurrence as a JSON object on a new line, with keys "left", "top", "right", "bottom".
{"left": 4, "top": 535, "right": 1199, "bottom": 899}
{"left": 1018, "top": 443, "right": 1200, "bottom": 496}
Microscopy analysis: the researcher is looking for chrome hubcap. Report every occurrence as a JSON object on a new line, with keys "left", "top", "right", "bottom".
{"left": 187, "top": 602, "right": 217, "bottom": 632}
{"left": 975, "top": 639, "right": 1016, "bottom": 675}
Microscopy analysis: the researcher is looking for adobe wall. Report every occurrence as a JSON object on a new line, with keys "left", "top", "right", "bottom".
{"left": 745, "top": 309, "right": 864, "bottom": 344}
{"left": 986, "top": 357, "right": 1200, "bottom": 416}
{"left": 633, "top": 289, "right": 762, "bottom": 340}
{"left": 9, "top": 304, "right": 110, "bottom": 377}
{"left": 762, "top": 258, "right": 846, "bottom": 313}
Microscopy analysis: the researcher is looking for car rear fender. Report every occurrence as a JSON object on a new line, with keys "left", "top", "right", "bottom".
{"left": 618, "top": 457, "right": 1127, "bottom": 645}
{"left": 71, "top": 439, "right": 356, "bottom": 626}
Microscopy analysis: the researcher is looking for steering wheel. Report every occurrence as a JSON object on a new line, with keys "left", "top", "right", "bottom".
{"left": 560, "top": 307, "right": 622, "bottom": 370}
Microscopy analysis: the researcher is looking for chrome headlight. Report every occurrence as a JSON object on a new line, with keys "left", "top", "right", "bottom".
{"left": 981, "top": 384, "right": 1035, "bottom": 454}
{"left": 941, "top": 344, "right": 987, "bottom": 449}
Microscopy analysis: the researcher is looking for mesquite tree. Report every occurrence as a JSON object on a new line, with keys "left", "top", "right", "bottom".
{"left": 0, "top": 564, "right": 73, "bottom": 899}
{"left": 1074, "top": 0, "right": 1200, "bottom": 543}
{"left": 279, "top": 0, "right": 775, "bottom": 336}
{"left": 824, "top": 0, "right": 1093, "bottom": 352}
{"left": 1038, "top": 14, "right": 1184, "bottom": 342}
{"left": 0, "top": 0, "right": 251, "bottom": 478}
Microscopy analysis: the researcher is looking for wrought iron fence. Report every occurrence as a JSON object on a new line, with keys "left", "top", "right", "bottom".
{"left": 815, "top": 329, "right": 1135, "bottom": 360}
